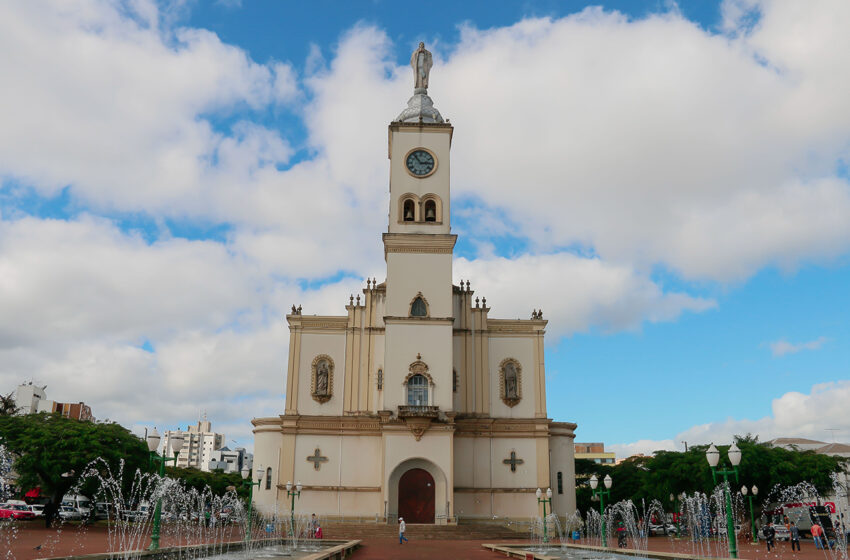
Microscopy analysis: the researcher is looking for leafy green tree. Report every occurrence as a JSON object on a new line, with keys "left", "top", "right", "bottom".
{"left": 575, "top": 435, "right": 847, "bottom": 517}
{"left": 164, "top": 466, "right": 249, "bottom": 500}
{"left": 0, "top": 413, "right": 149, "bottom": 503}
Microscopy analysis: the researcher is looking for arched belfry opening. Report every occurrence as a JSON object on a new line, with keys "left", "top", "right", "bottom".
{"left": 424, "top": 199, "right": 437, "bottom": 222}
{"left": 403, "top": 199, "right": 415, "bottom": 222}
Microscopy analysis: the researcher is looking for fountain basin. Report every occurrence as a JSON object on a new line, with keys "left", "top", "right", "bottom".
{"left": 482, "top": 542, "right": 727, "bottom": 560}
{"left": 35, "top": 539, "right": 360, "bottom": 560}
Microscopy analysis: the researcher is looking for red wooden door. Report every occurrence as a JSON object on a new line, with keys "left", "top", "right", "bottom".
{"left": 398, "top": 468, "right": 435, "bottom": 524}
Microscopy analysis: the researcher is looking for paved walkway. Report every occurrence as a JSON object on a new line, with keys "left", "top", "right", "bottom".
{"left": 348, "top": 537, "right": 502, "bottom": 559}
{"left": 3, "top": 525, "right": 846, "bottom": 560}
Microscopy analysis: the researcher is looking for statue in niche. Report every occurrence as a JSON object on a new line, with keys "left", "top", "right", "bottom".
{"left": 316, "top": 360, "right": 329, "bottom": 395}
{"left": 504, "top": 362, "right": 518, "bottom": 400}
{"left": 410, "top": 42, "right": 433, "bottom": 91}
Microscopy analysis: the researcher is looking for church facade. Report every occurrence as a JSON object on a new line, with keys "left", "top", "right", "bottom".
{"left": 252, "top": 44, "right": 576, "bottom": 523}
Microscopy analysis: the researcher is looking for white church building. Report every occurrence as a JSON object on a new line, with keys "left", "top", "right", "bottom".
{"left": 252, "top": 43, "right": 576, "bottom": 523}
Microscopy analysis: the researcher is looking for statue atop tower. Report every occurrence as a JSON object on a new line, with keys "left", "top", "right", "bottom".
{"left": 411, "top": 42, "right": 433, "bottom": 92}
{"left": 396, "top": 42, "right": 444, "bottom": 124}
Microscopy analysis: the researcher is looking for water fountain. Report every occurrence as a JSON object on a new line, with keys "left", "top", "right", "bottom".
{"left": 0, "top": 455, "right": 355, "bottom": 560}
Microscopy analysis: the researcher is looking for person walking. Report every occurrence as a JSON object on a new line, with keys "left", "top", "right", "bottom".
{"left": 811, "top": 522, "right": 824, "bottom": 550}
{"left": 43, "top": 499, "right": 57, "bottom": 529}
{"left": 790, "top": 521, "right": 801, "bottom": 551}
{"left": 399, "top": 517, "right": 408, "bottom": 544}
{"left": 763, "top": 521, "right": 776, "bottom": 552}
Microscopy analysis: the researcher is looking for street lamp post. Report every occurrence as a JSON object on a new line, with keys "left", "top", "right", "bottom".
{"left": 240, "top": 464, "right": 263, "bottom": 543}
{"left": 706, "top": 442, "right": 741, "bottom": 559}
{"left": 146, "top": 428, "right": 184, "bottom": 551}
{"left": 669, "top": 493, "right": 682, "bottom": 537}
{"left": 536, "top": 487, "right": 553, "bottom": 543}
{"left": 590, "top": 474, "right": 613, "bottom": 548}
{"left": 741, "top": 485, "right": 758, "bottom": 544}
{"left": 285, "top": 480, "right": 302, "bottom": 540}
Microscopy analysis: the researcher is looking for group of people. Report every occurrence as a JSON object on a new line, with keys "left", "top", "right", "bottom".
{"left": 309, "top": 513, "right": 323, "bottom": 539}
{"left": 762, "top": 519, "right": 835, "bottom": 552}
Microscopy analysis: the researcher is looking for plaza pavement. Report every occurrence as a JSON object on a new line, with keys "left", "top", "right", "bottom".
{"left": 2, "top": 525, "right": 844, "bottom": 560}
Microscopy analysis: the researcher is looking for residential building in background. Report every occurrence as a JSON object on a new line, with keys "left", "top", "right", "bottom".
{"left": 14, "top": 382, "right": 95, "bottom": 421}
{"left": 575, "top": 442, "right": 616, "bottom": 464}
{"left": 208, "top": 447, "right": 253, "bottom": 474}
{"left": 14, "top": 383, "right": 47, "bottom": 414}
{"left": 162, "top": 417, "right": 224, "bottom": 472}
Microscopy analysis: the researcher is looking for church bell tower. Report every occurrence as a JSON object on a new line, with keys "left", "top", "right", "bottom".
{"left": 382, "top": 42, "right": 456, "bottom": 413}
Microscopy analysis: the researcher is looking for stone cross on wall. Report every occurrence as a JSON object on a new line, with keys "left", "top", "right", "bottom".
{"left": 307, "top": 448, "right": 328, "bottom": 471}
{"left": 502, "top": 450, "right": 524, "bottom": 473}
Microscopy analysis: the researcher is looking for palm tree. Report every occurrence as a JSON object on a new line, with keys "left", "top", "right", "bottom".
{"left": 0, "top": 392, "right": 19, "bottom": 416}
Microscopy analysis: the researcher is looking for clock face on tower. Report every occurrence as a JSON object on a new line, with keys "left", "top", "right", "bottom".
{"left": 405, "top": 149, "right": 436, "bottom": 177}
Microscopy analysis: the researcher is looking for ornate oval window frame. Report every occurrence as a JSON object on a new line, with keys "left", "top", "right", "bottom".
{"left": 499, "top": 358, "right": 522, "bottom": 408}
{"left": 311, "top": 354, "right": 334, "bottom": 404}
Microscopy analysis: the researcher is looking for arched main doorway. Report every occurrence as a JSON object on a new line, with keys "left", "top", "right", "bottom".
{"left": 398, "top": 468, "right": 435, "bottom": 523}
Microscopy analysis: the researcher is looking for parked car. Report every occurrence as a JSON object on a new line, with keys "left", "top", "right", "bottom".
{"left": 61, "top": 494, "right": 92, "bottom": 518}
{"left": 27, "top": 504, "right": 45, "bottom": 517}
{"left": 716, "top": 523, "right": 743, "bottom": 536}
{"left": 0, "top": 503, "right": 38, "bottom": 520}
{"left": 121, "top": 502, "right": 151, "bottom": 522}
{"left": 59, "top": 506, "right": 83, "bottom": 521}
{"left": 649, "top": 523, "right": 678, "bottom": 536}
{"left": 774, "top": 524, "right": 790, "bottom": 541}
{"left": 95, "top": 502, "right": 111, "bottom": 520}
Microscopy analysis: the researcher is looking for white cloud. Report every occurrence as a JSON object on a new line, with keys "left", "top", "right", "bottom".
{"left": 610, "top": 380, "right": 850, "bottom": 457}
{"left": 2, "top": 1, "right": 850, "bottom": 451}
{"left": 455, "top": 253, "right": 715, "bottom": 338}
{"left": 769, "top": 336, "right": 831, "bottom": 357}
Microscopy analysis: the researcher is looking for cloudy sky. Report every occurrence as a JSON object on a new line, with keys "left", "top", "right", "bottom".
{"left": 1, "top": 0, "right": 848, "bottom": 457}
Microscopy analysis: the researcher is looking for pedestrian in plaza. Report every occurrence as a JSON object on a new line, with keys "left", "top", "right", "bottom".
{"left": 811, "top": 522, "right": 824, "bottom": 549}
{"left": 763, "top": 521, "right": 776, "bottom": 552}
{"left": 43, "top": 499, "right": 57, "bottom": 529}
{"left": 399, "top": 517, "right": 408, "bottom": 544}
{"left": 790, "top": 521, "right": 800, "bottom": 551}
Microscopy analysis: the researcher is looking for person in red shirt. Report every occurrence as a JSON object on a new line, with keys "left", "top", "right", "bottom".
{"left": 811, "top": 523, "right": 824, "bottom": 549}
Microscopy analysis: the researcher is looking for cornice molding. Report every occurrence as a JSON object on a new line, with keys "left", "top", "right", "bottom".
{"left": 288, "top": 315, "right": 349, "bottom": 331}
{"left": 382, "top": 233, "right": 457, "bottom": 257}
{"left": 385, "top": 316, "right": 453, "bottom": 325}
{"left": 487, "top": 319, "right": 547, "bottom": 333}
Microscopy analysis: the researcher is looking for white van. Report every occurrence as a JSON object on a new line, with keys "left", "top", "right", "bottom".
{"left": 61, "top": 494, "right": 92, "bottom": 517}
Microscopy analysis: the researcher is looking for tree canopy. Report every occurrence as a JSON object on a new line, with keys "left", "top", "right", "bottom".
{"left": 164, "top": 466, "right": 250, "bottom": 500}
{"left": 576, "top": 435, "right": 847, "bottom": 515}
{"left": 0, "top": 412, "right": 149, "bottom": 503}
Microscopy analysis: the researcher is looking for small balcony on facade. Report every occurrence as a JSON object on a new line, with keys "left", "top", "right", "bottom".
{"left": 397, "top": 405, "right": 439, "bottom": 418}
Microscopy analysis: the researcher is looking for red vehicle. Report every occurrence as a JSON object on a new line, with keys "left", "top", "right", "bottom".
{"left": 0, "top": 503, "right": 38, "bottom": 520}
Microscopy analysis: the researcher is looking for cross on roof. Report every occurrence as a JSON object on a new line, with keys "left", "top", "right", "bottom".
{"left": 307, "top": 448, "right": 328, "bottom": 470}
{"left": 503, "top": 450, "right": 524, "bottom": 473}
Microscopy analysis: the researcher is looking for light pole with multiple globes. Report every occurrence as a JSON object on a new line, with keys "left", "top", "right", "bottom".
{"left": 535, "top": 487, "right": 553, "bottom": 543}
{"left": 145, "top": 428, "right": 184, "bottom": 551}
{"left": 285, "top": 480, "right": 302, "bottom": 539}
{"left": 670, "top": 492, "right": 685, "bottom": 537}
{"left": 706, "top": 442, "right": 742, "bottom": 559}
{"left": 590, "top": 474, "right": 613, "bottom": 547}
{"left": 240, "top": 464, "right": 263, "bottom": 542}
{"left": 741, "top": 485, "right": 758, "bottom": 544}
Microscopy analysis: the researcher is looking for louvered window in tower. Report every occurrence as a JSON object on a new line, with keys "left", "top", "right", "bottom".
{"left": 411, "top": 296, "right": 427, "bottom": 317}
